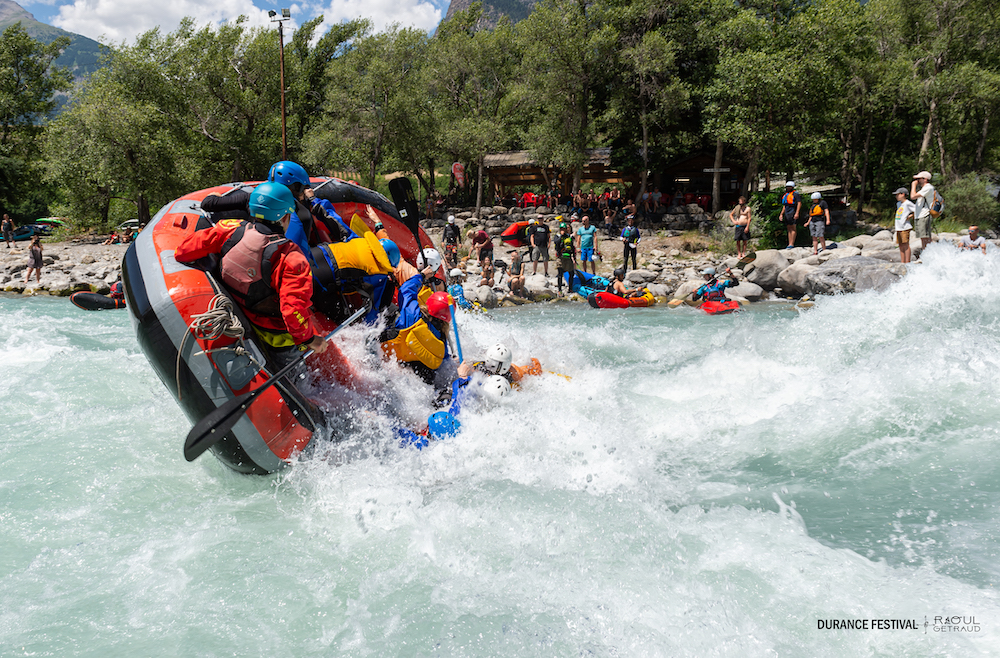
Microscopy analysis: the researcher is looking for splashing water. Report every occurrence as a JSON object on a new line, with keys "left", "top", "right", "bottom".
{"left": 1, "top": 243, "right": 998, "bottom": 655}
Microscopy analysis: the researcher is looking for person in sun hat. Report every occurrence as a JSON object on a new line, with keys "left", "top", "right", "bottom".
{"left": 910, "top": 170, "right": 935, "bottom": 251}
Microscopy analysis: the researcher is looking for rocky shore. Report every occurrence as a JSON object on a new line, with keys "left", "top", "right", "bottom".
{"left": 425, "top": 205, "right": 984, "bottom": 308}
{"left": 1, "top": 240, "right": 127, "bottom": 296}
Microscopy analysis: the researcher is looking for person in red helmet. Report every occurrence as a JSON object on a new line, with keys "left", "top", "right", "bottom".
{"left": 380, "top": 264, "right": 454, "bottom": 384}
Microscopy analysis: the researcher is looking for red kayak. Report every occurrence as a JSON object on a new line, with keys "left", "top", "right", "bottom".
{"left": 588, "top": 290, "right": 655, "bottom": 308}
{"left": 500, "top": 220, "right": 531, "bottom": 247}
{"left": 700, "top": 300, "right": 741, "bottom": 315}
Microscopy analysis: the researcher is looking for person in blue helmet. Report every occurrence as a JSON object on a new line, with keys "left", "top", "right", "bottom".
{"left": 175, "top": 181, "right": 328, "bottom": 361}
{"left": 267, "top": 161, "right": 357, "bottom": 258}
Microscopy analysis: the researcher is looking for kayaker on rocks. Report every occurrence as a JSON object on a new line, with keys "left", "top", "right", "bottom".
{"left": 692, "top": 267, "right": 737, "bottom": 302}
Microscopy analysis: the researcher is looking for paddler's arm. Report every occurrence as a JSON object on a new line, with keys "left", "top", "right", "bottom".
{"left": 173, "top": 222, "right": 234, "bottom": 262}
{"left": 271, "top": 248, "right": 326, "bottom": 353}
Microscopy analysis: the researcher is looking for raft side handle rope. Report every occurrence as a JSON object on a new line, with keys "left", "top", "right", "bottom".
{"left": 175, "top": 293, "right": 263, "bottom": 400}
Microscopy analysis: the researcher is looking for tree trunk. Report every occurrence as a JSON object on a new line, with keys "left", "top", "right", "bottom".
{"left": 936, "top": 129, "right": 947, "bottom": 182}
{"left": 917, "top": 97, "right": 937, "bottom": 171}
{"left": 137, "top": 194, "right": 150, "bottom": 225}
{"left": 712, "top": 137, "right": 723, "bottom": 215}
{"left": 975, "top": 115, "right": 989, "bottom": 169}
{"left": 475, "top": 156, "right": 484, "bottom": 218}
{"left": 858, "top": 115, "right": 874, "bottom": 212}
{"left": 636, "top": 114, "right": 649, "bottom": 204}
{"left": 741, "top": 148, "right": 760, "bottom": 198}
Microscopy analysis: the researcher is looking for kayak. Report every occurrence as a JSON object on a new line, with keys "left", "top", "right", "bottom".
{"left": 500, "top": 220, "right": 531, "bottom": 247}
{"left": 588, "top": 289, "right": 655, "bottom": 308}
{"left": 563, "top": 269, "right": 612, "bottom": 297}
{"left": 70, "top": 291, "right": 126, "bottom": 310}
{"left": 122, "top": 177, "right": 435, "bottom": 474}
{"left": 700, "top": 299, "right": 741, "bottom": 315}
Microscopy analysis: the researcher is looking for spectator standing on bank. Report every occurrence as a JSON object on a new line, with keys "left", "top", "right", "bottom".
{"left": 24, "top": 235, "right": 42, "bottom": 283}
{"left": 729, "top": 196, "right": 752, "bottom": 258}
{"left": 621, "top": 215, "right": 640, "bottom": 271}
{"left": 892, "top": 187, "right": 915, "bottom": 263}
{"left": 910, "top": 170, "right": 935, "bottom": 251}
{"left": 442, "top": 215, "right": 461, "bottom": 269}
{"left": 780, "top": 181, "right": 802, "bottom": 249}
{"left": 805, "top": 192, "right": 831, "bottom": 255}
{"left": 555, "top": 221, "right": 577, "bottom": 297}
{"left": 576, "top": 215, "right": 598, "bottom": 274}
{"left": 529, "top": 217, "right": 551, "bottom": 276}
{"left": 2, "top": 214, "right": 14, "bottom": 248}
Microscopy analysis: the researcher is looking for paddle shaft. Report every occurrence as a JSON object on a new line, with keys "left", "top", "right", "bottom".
{"left": 183, "top": 306, "right": 367, "bottom": 462}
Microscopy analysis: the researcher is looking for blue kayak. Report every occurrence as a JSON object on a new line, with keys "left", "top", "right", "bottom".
{"left": 563, "top": 269, "right": 611, "bottom": 297}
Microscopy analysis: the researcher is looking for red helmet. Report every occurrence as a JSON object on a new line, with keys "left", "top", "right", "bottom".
{"left": 426, "top": 292, "right": 454, "bottom": 322}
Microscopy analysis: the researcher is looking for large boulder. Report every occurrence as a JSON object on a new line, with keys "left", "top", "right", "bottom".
{"left": 646, "top": 283, "right": 670, "bottom": 297}
{"left": 777, "top": 262, "right": 817, "bottom": 297}
{"left": 728, "top": 280, "right": 764, "bottom": 301}
{"left": 673, "top": 280, "right": 702, "bottom": 300}
{"left": 523, "top": 273, "right": 551, "bottom": 295}
{"left": 473, "top": 285, "right": 498, "bottom": 309}
{"left": 626, "top": 268, "right": 657, "bottom": 283}
{"left": 840, "top": 234, "right": 875, "bottom": 250}
{"left": 745, "top": 249, "right": 790, "bottom": 290}
{"left": 805, "top": 255, "right": 907, "bottom": 295}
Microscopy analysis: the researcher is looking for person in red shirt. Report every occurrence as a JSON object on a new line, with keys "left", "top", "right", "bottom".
{"left": 174, "top": 181, "right": 328, "bottom": 359}
{"left": 466, "top": 228, "right": 494, "bottom": 266}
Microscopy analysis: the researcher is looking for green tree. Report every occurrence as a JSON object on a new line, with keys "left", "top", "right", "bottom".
{"left": 0, "top": 23, "right": 71, "bottom": 218}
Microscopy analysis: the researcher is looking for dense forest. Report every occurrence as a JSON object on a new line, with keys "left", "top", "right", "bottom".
{"left": 1, "top": 0, "right": 998, "bottom": 229}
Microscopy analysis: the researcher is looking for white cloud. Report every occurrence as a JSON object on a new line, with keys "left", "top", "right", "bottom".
{"left": 51, "top": 0, "right": 275, "bottom": 44}
{"left": 49, "top": 0, "right": 445, "bottom": 44}
{"left": 294, "top": 0, "right": 442, "bottom": 34}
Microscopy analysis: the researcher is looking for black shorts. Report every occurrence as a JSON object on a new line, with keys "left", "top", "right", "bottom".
{"left": 782, "top": 210, "right": 797, "bottom": 226}
{"left": 734, "top": 225, "right": 749, "bottom": 241}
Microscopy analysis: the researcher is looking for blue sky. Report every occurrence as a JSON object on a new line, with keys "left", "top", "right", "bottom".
{"left": 18, "top": 0, "right": 447, "bottom": 44}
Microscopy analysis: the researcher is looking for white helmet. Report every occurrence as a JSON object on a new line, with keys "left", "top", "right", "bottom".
{"left": 785, "top": 180, "right": 795, "bottom": 188}
{"left": 449, "top": 268, "right": 464, "bottom": 278}
{"left": 483, "top": 343, "right": 512, "bottom": 376}
{"left": 448, "top": 215, "right": 456, "bottom": 224}
{"left": 481, "top": 375, "right": 511, "bottom": 402}
{"left": 418, "top": 248, "right": 442, "bottom": 271}
{"left": 811, "top": 192, "right": 822, "bottom": 200}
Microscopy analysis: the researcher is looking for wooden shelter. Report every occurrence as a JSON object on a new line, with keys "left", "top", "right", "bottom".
{"left": 483, "top": 148, "right": 637, "bottom": 197}
{"left": 657, "top": 153, "right": 747, "bottom": 207}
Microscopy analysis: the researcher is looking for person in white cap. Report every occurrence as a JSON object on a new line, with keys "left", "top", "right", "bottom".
{"left": 443, "top": 215, "right": 461, "bottom": 268}
{"left": 910, "top": 170, "right": 935, "bottom": 250}
{"left": 805, "top": 192, "right": 831, "bottom": 255}
{"left": 780, "top": 181, "right": 801, "bottom": 249}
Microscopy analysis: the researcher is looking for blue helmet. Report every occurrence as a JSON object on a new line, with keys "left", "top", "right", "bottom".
{"left": 249, "top": 182, "right": 296, "bottom": 225}
{"left": 379, "top": 238, "right": 400, "bottom": 267}
{"left": 267, "top": 161, "right": 310, "bottom": 189}
{"left": 427, "top": 411, "right": 460, "bottom": 439}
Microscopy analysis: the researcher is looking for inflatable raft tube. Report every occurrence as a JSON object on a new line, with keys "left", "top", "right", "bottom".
{"left": 70, "top": 291, "right": 126, "bottom": 310}
{"left": 123, "top": 177, "right": 435, "bottom": 474}
{"left": 587, "top": 289, "right": 655, "bottom": 308}
{"left": 700, "top": 299, "right": 741, "bottom": 315}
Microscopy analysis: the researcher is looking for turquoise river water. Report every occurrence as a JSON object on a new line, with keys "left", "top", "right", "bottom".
{"left": 1, "top": 242, "right": 999, "bottom": 656}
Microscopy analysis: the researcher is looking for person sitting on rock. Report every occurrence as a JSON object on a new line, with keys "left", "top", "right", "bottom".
{"left": 507, "top": 250, "right": 526, "bottom": 296}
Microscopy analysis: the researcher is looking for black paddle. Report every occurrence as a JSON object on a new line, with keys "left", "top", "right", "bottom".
{"left": 183, "top": 306, "right": 367, "bottom": 462}
{"left": 388, "top": 177, "right": 424, "bottom": 257}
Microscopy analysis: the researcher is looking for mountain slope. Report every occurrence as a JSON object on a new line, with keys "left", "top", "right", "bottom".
{"left": 0, "top": 0, "right": 105, "bottom": 78}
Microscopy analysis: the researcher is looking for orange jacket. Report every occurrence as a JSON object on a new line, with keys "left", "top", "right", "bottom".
{"left": 174, "top": 219, "right": 318, "bottom": 346}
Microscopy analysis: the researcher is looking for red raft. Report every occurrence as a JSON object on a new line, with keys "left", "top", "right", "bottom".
{"left": 500, "top": 220, "right": 531, "bottom": 247}
{"left": 700, "top": 299, "right": 741, "bottom": 315}
{"left": 122, "top": 177, "right": 433, "bottom": 474}
{"left": 587, "top": 289, "right": 655, "bottom": 308}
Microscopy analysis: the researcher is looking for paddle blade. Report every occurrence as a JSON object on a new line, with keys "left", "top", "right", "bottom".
{"left": 736, "top": 251, "right": 757, "bottom": 268}
{"left": 387, "top": 177, "right": 421, "bottom": 235}
{"left": 183, "top": 391, "right": 255, "bottom": 461}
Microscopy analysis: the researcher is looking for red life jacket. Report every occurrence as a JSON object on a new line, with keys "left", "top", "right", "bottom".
{"left": 219, "top": 222, "right": 287, "bottom": 317}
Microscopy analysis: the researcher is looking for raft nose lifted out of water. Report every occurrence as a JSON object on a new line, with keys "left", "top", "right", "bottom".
{"left": 122, "top": 178, "right": 436, "bottom": 474}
